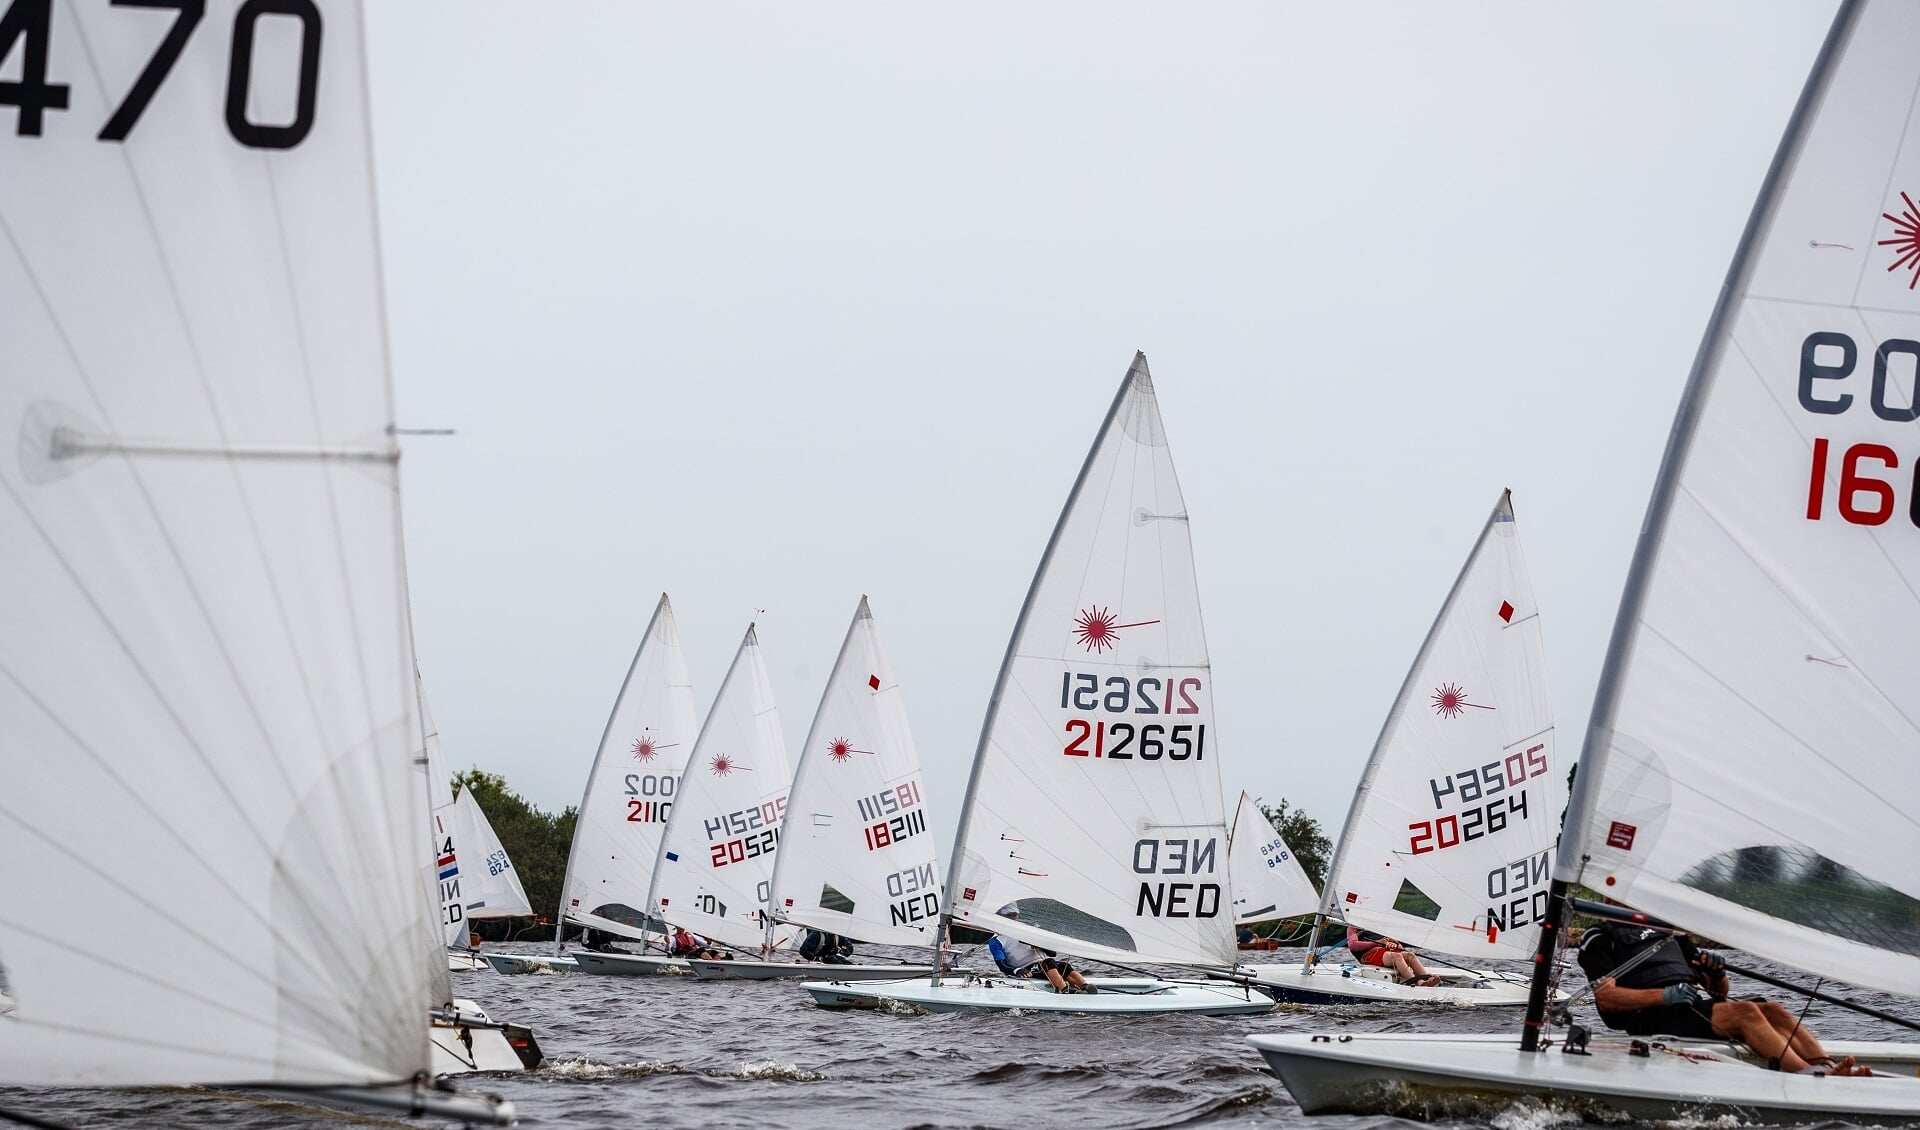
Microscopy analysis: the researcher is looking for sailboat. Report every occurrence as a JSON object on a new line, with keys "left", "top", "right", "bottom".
{"left": 803, "top": 355, "right": 1272, "bottom": 1016}
{"left": 1251, "top": 2, "right": 1920, "bottom": 1120}
{"left": 490, "top": 594, "right": 699, "bottom": 976}
{"left": 1227, "top": 792, "right": 1320, "bottom": 946}
{"left": 602, "top": 623, "right": 799, "bottom": 974}
{"left": 1238, "top": 492, "right": 1563, "bottom": 1007}
{"left": 418, "top": 679, "right": 488, "bottom": 972}
{"left": 0, "top": 1, "right": 509, "bottom": 1119}
{"left": 450, "top": 786, "right": 535, "bottom": 927}
{"left": 695, "top": 597, "right": 961, "bottom": 981}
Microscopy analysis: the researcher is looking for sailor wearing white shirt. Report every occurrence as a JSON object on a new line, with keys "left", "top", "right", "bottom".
{"left": 986, "top": 906, "right": 1092, "bottom": 994}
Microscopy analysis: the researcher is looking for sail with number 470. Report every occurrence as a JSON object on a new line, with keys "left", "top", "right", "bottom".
{"left": 0, "top": 1, "right": 507, "bottom": 1113}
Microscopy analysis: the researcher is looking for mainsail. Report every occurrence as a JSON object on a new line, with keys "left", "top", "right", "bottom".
{"left": 1563, "top": 0, "right": 1920, "bottom": 996}
{"left": 769, "top": 597, "right": 943, "bottom": 947}
{"left": 944, "top": 354, "right": 1236, "bottom": 969}
{"left": 1317, "top": 492, "right": 1557, "bottom": 962}
{"left": 0, "top": 0, "right": 437, "bottom": 1085}
{"left": 1228, "top": 793, "right": 1320, "bottom": 926}
{"left": 556, "top": 594, "right": 699, "bottom": 943}
{"left": 647, "top": 625, "right": 795, "bottom": 952}
{"left": 451, "top": 787, "right": 534, "bottom": 920}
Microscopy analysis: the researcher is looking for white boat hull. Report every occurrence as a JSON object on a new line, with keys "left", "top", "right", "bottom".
{"left": 430, "top": 998, "right": 542, "bottom": 1076}
{"left": 572, "top": 951, "right": 691, "bottom": 976}
{"left": 688, "top": 959, "right": 962, "bottom": 981}
{"left": 1234, "top": 961, "right": 1557, "bottom": 1007}
{"left": 481, "top": 952, "right": 580, "bottom": 975}
{"left": 803, "top": 974, "right": 1275, "bottom": 1015}
{"left": 1247, "top": 1032, "right": 1920, "bottom": 1125}
{"left": 447, "top": 950, "right": 490, "bottom": 972}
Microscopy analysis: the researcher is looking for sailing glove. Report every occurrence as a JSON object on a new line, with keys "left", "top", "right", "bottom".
{"left": 1691, "top": 951, "right": 1726, "bottom": 976}
{"left": 1661, "top": 982, "right": 1711, "bottom": 1006}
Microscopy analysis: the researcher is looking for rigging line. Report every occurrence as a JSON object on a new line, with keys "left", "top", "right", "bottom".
{"left": 1638, "top": 614, "right": 1919, "bottom": 836}
{"left": 1848, "top": 66, "right": 1920, "bottom": 307}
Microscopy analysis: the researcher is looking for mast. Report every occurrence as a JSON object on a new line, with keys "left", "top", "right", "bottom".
{"left": 1517, "top": 0, "right": 1866, "bottom": 1051}
{"left": 552, "top": 595, "right": 671, "bottom": 956}
{"left": 1304, "top": 490, "right": 1514, "bottom": 967}
{"left": 930, "top": 355, "right": 1147, "bottom": 984}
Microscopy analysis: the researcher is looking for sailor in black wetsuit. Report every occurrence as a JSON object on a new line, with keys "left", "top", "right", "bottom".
{"left": 1576, "top": 920, "right": 1868, "bottom": 1075}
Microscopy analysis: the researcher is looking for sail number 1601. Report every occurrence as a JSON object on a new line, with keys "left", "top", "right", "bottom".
{"left": 1063, "top": 720, "right": 1205, "bottom": 761}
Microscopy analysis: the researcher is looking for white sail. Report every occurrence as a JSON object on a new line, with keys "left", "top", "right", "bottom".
{"left": 419, "top": 679, "right": 467, "bottom": 949}
{"left": 1228, "top": 793, "right": 1320, "bottom": 926}
{"left": 769, "top": 597, "right": 943, "bottom": 947}
{"left": 0, "top": 0, "right": 437, "bottom": 1086}
{"left": 648, "top": 625, "right": 794, "bottom": 952}
{"left": 1319, "top": 492, "right": 1556, "bottom": 962}
{"left": 557, "top": 594, "right": 699, "bottom": 942}
{"left": 946, "top": 354, "right": 1236, "bottom": 969}
{"left": 451, "top": 787, "right": 533, "bottom": 919}
{"left": 1567, "top": 0, "right": 1920, "bottom": 996}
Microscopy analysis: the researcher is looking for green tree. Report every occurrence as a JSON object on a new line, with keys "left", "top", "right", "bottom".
{"left": 1257, "top": 798, "right": 1333, "bottom": 892}
{"left": 453, "top": 769, "right": 576, "bottom": 941}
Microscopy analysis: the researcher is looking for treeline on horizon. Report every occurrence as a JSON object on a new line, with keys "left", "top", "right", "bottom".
{"left": 453, "top": 768, "right": 1337, "bottom": 943}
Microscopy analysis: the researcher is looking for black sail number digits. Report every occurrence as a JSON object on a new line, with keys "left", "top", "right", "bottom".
{"left": 0, "top": 0, "right": 322, "bottom": 147}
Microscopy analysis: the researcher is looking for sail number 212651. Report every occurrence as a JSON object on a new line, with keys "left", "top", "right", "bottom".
{"left": 1063, "top": 720, "right": 1205, "bottom": 761}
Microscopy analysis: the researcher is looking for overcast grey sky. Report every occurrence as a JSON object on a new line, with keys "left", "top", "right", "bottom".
{"left": 363, "top": 3, "right": 1838, "bottom": 853}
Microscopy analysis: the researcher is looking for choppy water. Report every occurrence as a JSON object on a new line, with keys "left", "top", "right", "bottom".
{"left": 2, "top": 944, "right": 1913, "bottom": 1128}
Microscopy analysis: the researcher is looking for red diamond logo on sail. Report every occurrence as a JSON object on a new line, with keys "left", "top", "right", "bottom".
{"left": 869, "top": 674, "right": 881, "bottom": 690}
{"left": 1880, "top": 191, "right": 1920, "bottom": 289}
{"left": 1498, "top": 601, "right": 1514, "bottom": 622}
{"left": 1607, "top": 821, "right": 1637, "bottom": 851}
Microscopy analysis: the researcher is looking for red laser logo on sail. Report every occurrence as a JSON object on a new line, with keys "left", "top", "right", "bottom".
{"left": 1072, "top": 606, "right": 1161, "bottom": 653}
{"left": 826, "top": 737, "right": 872, "bottom": 763}
{"left": 1431, "top": 683, "right": 1494, "bottom": 718}
{"left": 631, "top": 735, "right": 677, "bottom": 762}
{"left": 710, "top": 753, "right": 746, "bottom": 776}
{"left": 1880, "top": 191, "right": 1920, "bottom": 289}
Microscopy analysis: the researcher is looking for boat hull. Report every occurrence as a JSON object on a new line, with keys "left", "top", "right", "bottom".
{"left": 1234, "top": 962, "right": 1550, "bottom": 1006}
{"left": 803, "top": 974, "right": 1275, "bottom": 1015}
{"left": 1247, "top": 1032, "right": 1920, "bottom": 1125}
{"left": 688, "top": 959, "right": 960, "bottom": 981}
{"left": 447, "top": 950, "right": 490, "bottom": 972}
{"left": 431, "top": 998, "right": 542, "bottom": 1076}
{"left": 481, "top": 952, "right": 580, "bottom": 975}
{"left": 572, "top": 951, "right": 690, "bottom": 976}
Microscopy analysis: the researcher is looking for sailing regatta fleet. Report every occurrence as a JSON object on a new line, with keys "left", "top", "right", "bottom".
{"left": 3, "top": 0, "right": 1918, "bottom": 1125}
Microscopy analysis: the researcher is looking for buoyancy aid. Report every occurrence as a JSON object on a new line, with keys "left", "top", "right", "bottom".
{"left": 990, "top": 934, "right": 1040, "bottom": 973}
{"left": 1579, "top": 922, "right": 1698, "bottom": 989}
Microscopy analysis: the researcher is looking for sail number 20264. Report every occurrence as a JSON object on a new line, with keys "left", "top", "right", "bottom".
{"left": 0, "top": 0, "right": 321, "bottom": 148}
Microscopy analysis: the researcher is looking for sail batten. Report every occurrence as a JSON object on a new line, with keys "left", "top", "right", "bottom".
{"left": 1566, "top": 0, "right": 1920, "bottom": 997}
